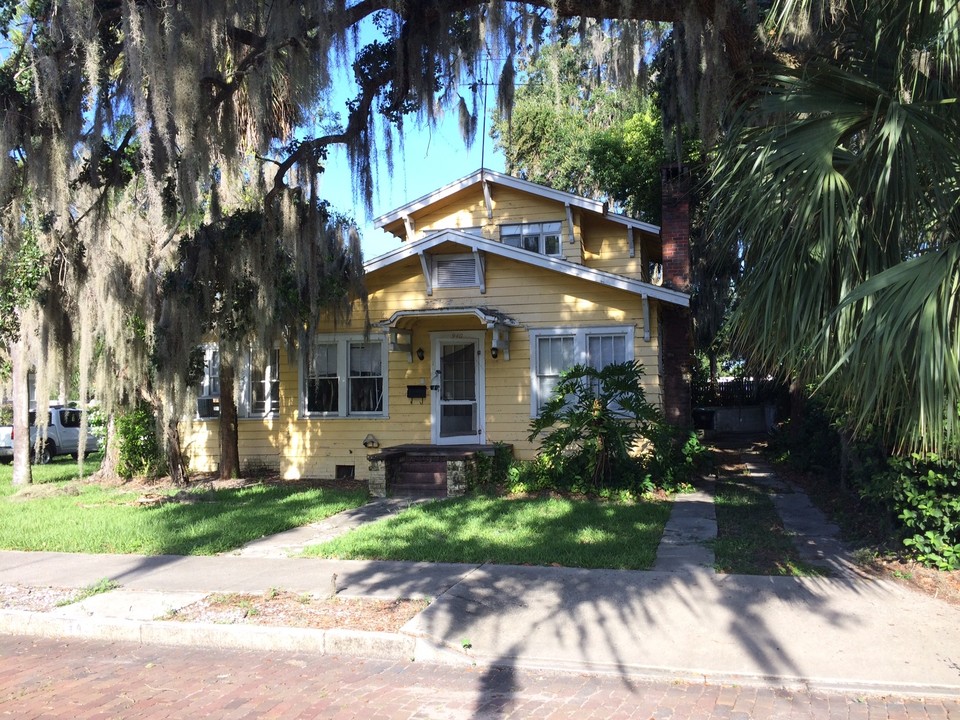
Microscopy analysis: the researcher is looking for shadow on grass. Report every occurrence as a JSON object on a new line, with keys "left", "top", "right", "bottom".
{"left": 305, "top": 495, "right": 671, "bottom": 570}
{"left": 0, "top": 478, "right": 367, "bottom": 556}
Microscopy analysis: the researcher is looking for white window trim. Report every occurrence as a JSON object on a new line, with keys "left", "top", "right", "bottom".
{"left": 528, "top": 325, "right": 635, "bottom": 416}
{"left": 196, "top": 343, "right": 221, "bottom": 420}
{"left": 299, "top": 335, "right": 389, "bottom": 419}
{"left": 239, "top": 347, "right": 281, "bottom": 419}
{"left": 500, "top": 222, "right": 564, "bottom": 257}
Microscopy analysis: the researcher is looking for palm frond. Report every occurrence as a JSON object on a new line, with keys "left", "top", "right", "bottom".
{"left": 709, "top": 0, "right": 960, "bottom": 455}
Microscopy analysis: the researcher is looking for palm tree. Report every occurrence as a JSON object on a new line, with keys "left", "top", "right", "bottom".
{"left": 709, "top": 0, "right": 960, "bottom": 455}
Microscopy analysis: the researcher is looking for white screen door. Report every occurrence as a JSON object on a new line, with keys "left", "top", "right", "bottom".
{"left": 432, "top": 333, "right": 485, "bottom": 444}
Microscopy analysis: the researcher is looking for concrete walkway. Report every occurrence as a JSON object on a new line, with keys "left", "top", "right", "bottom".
{"left": 652, "top": 482, "right": 717, "bottom": 572}
{"left": 228, "top": 496, "right": 433, "bottom": 558}
{"left": 1, "top": 441, "right": 960, "bottom": 698}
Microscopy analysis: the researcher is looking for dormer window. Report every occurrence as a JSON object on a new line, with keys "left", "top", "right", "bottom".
{"left": 501, "top": 222, "right": 562, "bottom": 257}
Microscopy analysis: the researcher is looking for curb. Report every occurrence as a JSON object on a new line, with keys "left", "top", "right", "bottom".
{"left": 0, "top": 609, "right": 471, "bottom": 666}
{"left": 3, "top": 609, "right": 960, "bottom": 700}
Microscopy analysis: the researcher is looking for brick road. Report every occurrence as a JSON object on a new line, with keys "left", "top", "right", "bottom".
{"left": 1, "top": 635, "right": 958, "bottom": 719}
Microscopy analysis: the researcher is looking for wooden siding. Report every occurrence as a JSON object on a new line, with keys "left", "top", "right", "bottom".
{"left": 184, "top": 194, "right": 670, "bottom": 481}
{"left": 579, "top": 214, "right": 661, "bottom": 281}
{"left": 413, "top": 186, "right": 589, "bottom": 266}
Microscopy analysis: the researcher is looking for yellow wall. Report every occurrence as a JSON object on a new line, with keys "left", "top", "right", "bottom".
{"left": 184, "top": 187, "right": 670, "bottom": 481}
{"left": 413, "top": 186, "right": 587, "bottom": 265}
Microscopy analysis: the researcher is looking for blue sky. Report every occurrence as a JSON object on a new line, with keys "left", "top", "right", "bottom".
{"left": 316, "top": 17, "right": 508, "bottom": 261}
{"left": 319, "top": 109, "right": 506, "bottom": 261}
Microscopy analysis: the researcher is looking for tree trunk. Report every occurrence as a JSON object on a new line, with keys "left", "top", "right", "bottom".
{"left": 92, "top": 415, "right": 120, "bottom": 482}
{"left": 789, "top": 377, "right": 805, "bottom": 436}
{"left": 10, "top": 336, "right": 32, "bottom": 486}
{"left": 219, "top": 360, "right": 240, "bottom": 480}
{"left": 165, "top": 417, "right": 188, "bottom": 486}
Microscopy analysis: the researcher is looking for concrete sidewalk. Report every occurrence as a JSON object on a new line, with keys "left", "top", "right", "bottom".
{"left": 2, "top": 550, "right": 959, "bottom": 696}
{"left": 2, "top": 447, "right": 960, "bottom": 698}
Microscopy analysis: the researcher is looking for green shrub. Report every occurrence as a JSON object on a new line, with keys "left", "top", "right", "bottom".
{"left": 505, "top": 459, "right": 552, "bottom": 494}
{"left": 466, "top": 442, "right": 513, "bottom": 492}
{"left": 883, "top": 453, "right": 960, "bottom": 570}
{"left": 645, "top": 424, "right": 710, "bottom": 492}
{"left": 768, "top": 396, "right": 842, "bottom": 473}
{"left": 527, "top": 361, "right": 707, "bottom": 494}
{"left": 115, "top": 404, "right": 166, "bottom": 479}
{"left": 529, "top": 361, "right": 659, "bottom": 493}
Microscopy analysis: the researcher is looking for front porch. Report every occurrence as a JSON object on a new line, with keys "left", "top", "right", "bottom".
{"left": 367, "top": 444, "right": 512, "bottom": 498}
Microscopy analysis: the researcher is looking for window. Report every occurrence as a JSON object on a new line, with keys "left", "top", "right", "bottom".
{"left": 529, "top": 326, "right": 634, "bottom": 414}
{"left": 501, "top": 222, "right": 563, "bottom": 256}
{"left": 306, "top": 343, "right": 339, "bottom": 414}
{"left": 197, "top": 344, "right": 220, "bottom": 418}
{"left": 244, "top": 348, "right": 280, "bottom": 417}
{"left": 59, "top": 409, "right": 82, "bottom": 429}
{"left": 302, "top": 337, "right": 386, "bottom": 417}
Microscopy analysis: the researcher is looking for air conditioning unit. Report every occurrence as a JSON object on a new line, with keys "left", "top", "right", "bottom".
{"left": 197, "top": 397, "right": 219, "bottom": 418}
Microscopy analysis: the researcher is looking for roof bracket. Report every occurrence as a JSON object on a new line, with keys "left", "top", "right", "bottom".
{"left": 418, "top": 252, "right": 433, "bottom": 296}
{"left": 482, "top": 180, "right": 493, "bottom": 219}
{"left": 628, "top": 227, "right": 636, "bottom": 259}
{"left": 565, "top": 203, "right": 575, "bottom": 244}
{"left": 642, "top": 294, "right": 651, "bottom": 341}
{"left": 473, "top": 248, "right": 486, "bottom": 294}
{"left": 403, "top": 214, "right": 416, "bottom": 241}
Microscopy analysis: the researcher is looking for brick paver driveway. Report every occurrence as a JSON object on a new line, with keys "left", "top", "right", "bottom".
{"left": 2, "top": 636, "right": 957, "bottom": 719}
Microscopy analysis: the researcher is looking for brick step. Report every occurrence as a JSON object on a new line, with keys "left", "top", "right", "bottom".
{"left": 399, "top": 461, "right": 447, "bottom": 474}
{"left": 390, "top": 483, "right": 447, "bottom": 497}
{"left": 396, "top": 471, "right": 446, "bottom": 485}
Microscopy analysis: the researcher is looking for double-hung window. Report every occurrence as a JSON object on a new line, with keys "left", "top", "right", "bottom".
{"left": 197, "top": 344, "right": 221, "bottom": 419}
{"left": 241, "top": 348, "right": 280, "bottom": 418}
{"left": 529, "top": 326, "right": 634, "bottom": 415}
{"left": 303, "top": 338, "right": 386, "bottom": 417}
{"left": 501, "top": 222, "right": 563, "bottom": 256}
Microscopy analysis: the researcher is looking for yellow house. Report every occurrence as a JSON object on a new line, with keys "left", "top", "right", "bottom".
{"left": 184, "top": 168, "right": 693, "bottom": 495}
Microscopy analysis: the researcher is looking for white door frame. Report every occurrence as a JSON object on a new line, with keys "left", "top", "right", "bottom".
{"left": 430, "top": 331, "right": 486, "bottom": 445}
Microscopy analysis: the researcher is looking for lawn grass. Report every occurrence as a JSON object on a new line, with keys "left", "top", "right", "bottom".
{"left": 302, "top": 495, "right": 671, "bottom": 569}
{"left": 0, "top": 459, "right": 368, "bottom": 555}
{"left": 712, "top": 480, "right": 825, "bottom": 576}
{"left": 0, "top": 453, "right": 105, "bottom": 484}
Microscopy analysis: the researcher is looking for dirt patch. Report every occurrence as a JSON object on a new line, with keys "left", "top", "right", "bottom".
{"left": 92, "top": 473, "right": 367, "bottom": 495}
{"left": 0, "top": 584, "right": 77, "bottom": 611}
{"left": 859, "top": 558, "right": 960, "bottom": 607}
{"left": 166, "top": 590, "right": 428, "bottom": 631}
{"left": 0, "top": 584, "right": 428, "bottom": 632}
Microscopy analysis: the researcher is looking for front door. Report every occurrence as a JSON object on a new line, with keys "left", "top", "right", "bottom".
{"left": 431, "top": 332, "right": 485, "bottom": 445}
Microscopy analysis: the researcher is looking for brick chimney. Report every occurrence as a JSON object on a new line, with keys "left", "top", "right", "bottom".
{"left": 659, "top": 164, "right": 693, "bottom": 427}
{"left": 660, "top": 164, "right": 691, "bottom": 293}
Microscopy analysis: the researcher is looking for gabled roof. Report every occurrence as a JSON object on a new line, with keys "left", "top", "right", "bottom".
{"left": 374, "top": 168, "right": 661, "bottom": 239}
{"left": 364, "top": 229, "right": 689, "bottom": 308}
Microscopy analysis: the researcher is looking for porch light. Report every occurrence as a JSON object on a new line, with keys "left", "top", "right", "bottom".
{"left": 491, "top": 323, "right": 510, "bottom": 361}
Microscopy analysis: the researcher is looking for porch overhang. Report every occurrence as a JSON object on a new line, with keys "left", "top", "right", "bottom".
{"left": 379, "top": 306, "right": 521, "bottom": 330}
{"left": 378, "top": 306, "right": 520, "bottom": 361}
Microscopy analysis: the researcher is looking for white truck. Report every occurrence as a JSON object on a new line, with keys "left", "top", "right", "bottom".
{"left": 0, "top": 406, "right": 100, "bottom": 464}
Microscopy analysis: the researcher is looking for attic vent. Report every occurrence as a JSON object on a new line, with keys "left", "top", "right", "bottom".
{"left": 433, "top": 255, "right": 477, "bottom": 288}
